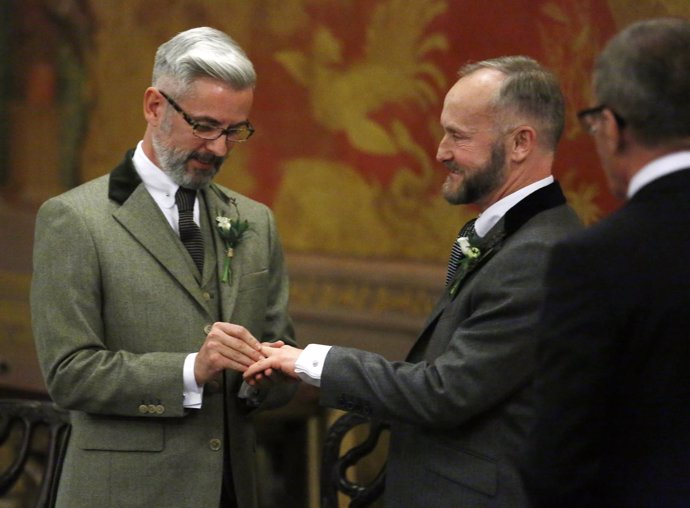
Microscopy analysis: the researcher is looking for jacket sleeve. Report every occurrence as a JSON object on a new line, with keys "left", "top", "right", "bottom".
{"left": 31, "top": 196, "right": 188, "bottom": 418}
{"left": 319, "top": 235, "right": 552, "bottom": 429}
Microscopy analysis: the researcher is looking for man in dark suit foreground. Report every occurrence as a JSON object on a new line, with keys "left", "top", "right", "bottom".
{"left": 31, "top": 27, "right": 296, "bottom": 508}
{"left": 245, "top": 56, "right": 582, "bottom": 507}
{"left": 523, "top": 17, "right": 690, "bottom": 508}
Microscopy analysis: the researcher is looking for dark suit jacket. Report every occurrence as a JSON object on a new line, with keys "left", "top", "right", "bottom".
{"left": 320, "top": 182, "right": 582, "bottom": 507}
{"left": 524, "top": 168, "right": 690, "bottom": 507}
{"left": 31, "top": 151, "right": 296, "bottom": 508}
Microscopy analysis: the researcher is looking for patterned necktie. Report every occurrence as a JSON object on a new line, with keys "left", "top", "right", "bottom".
{"left": 175, "top": 187, "right": 204, "bottom": 273}
{"left": 445, "top": 218, "right": 477, "bottom": 287}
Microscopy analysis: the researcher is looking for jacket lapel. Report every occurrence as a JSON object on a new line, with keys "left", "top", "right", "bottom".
{"left": 108, "top": 151, "right": 212, "bottom": 315}
{"left": 202, "top": 184, "right": 242, "bottom": 322}
{"left": 410, "top": 181, "right": 567, "bottom": 356}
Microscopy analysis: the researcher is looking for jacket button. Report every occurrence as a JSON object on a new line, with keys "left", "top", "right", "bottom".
{"left": 209, "top": 438, "right": 222, "bottom": 451}
{"left": 147, "top": 404, "right": 157, "bottom": 414}
{"left": 138, "top": 404, "right": 148, "bottom": 414}
{"left": 203, "top": 324, "right": 213, "bottom": 335}
{"left": 155, "top": 405, "right": 165, "bottom": 415}
{"left": 202, "top": 292, "right": 212, "bottom": 301}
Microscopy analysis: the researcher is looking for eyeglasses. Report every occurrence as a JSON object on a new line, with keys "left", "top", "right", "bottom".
{"left": 577, "top": 104, "right": 626, "bottom": 135}
{"left": 158, "top": 90, "right": 255, "bottom": 143}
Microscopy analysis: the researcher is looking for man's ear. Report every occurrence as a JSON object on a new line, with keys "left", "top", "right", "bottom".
{"left": 143, "top": 87, "right": 165, "bottom": 126}
{"left": 509, "top": 125, "right": 536, "bottom": 163}
{"left": 599, "top": 109, "right": 627, "bottom": 154}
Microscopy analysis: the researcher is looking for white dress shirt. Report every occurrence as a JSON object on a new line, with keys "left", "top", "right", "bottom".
{"left": 295, "top": 175, "right": 556, "bottom": 386}
{"left": 627, "top": 151, "right": 690, "bottom": 198}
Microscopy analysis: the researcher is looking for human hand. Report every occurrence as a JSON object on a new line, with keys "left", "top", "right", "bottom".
{"left": 195, "top": 323, "right": 264, "bottom": 385}
{"left": 243, "top": 345, "right": 303, "bottom": 386}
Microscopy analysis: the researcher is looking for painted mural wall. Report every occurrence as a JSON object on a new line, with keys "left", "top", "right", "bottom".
{"left": 2, "top": 0, "right": 690, "bottom": 393}
{"left": 6, "top": 0, "right": 689, "bottom": 263}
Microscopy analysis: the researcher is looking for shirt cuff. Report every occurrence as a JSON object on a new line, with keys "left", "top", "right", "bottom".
{"left": 183, "top": 353, "right": 204, "bottom": 408}
{"left": 295, "top": 344, "right": 332, "bottom": 387}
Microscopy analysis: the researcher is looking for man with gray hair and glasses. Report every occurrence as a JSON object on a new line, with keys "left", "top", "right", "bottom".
{"left": 31, "top": 27, "right": 296, "bottom": 508}
{"left": 524, "top": 17, "right": 690, "bottom": 508}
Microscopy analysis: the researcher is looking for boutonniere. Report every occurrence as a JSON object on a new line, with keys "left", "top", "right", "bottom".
{"left": 215, "top": 198, "right": 250, "bottom": 284}
{"left": 449, "top": 236, "right": 482, "bottom": 296}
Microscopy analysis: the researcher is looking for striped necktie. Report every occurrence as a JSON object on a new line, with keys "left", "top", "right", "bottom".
{"left": 175, "top": 187, "right": 204, "bottom": 274}
{"left": 445, "top": 218, "right": 477, "bottom": 287}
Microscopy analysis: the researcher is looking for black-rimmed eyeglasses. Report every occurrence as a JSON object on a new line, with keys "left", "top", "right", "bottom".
{"left": 577, "top": 104, "right": 626, "bottom": 135}
{"left": 159, "top": 90, "right": 255, "bottom": 143}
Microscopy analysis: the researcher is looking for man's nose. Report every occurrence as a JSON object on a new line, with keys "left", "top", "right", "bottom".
{"left": 436, "top": 134, "right": 451, "bottom": 162}
{"left": 205, "top": 135, "right": 231, "bottom": 157}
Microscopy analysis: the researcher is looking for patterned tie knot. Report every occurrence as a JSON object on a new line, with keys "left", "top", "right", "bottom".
{"left": 175, "top": 187, "right": 196, "bottom": 212}
{"left": 445, "top": 217, "right": 477, "bottom": 287}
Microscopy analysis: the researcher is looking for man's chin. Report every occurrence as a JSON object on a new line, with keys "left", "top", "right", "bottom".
{"left": 179, "top": 171, "right": 217, "bottom": 190}
{"left": 442, "top": 178, "right": 467, "bottom": 205}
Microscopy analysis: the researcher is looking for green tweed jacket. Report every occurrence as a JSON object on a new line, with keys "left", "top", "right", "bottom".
{"left": 31, "top": 151, "right": 296, "bottom": 508}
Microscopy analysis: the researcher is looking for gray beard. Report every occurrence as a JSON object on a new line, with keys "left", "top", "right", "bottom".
{"left": 151, "top": 135, "right": 224, "bottom": 190}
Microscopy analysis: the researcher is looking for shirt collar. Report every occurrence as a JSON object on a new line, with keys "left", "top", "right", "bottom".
{"left": 132, "top": 141, "right": 178, "bottom": 209}
{"left": 627, "top": 150, "right": 690, "bottom": 198}
{"left": 474, "top": 176, "right": 554, "bottom": 237}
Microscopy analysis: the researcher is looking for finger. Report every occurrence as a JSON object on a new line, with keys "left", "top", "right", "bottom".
{"left": 259, "top": 344, "right": 289, "bottom": 357}
{"left": 213, "top": 322, "right": 262, "bottom": 351}
{"left": 243, "top": 357, "right": 274, "bottom": 379}
{"left": 206, "top": 328, "right": 264, "bottom": 364}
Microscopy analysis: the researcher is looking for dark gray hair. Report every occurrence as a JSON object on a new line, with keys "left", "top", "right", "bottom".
{"left": 152, "top": 27, "right": 256, "bottom": 97}
{"left": 459, "top": 56, "right": 565, "bottom": 152}
{"left": 594, "top": 17, "right": 690, "bottom": 147}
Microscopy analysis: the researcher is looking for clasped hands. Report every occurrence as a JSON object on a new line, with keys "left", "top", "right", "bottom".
{"left": 194, "top": 322, "right": 301, "bottom": 387}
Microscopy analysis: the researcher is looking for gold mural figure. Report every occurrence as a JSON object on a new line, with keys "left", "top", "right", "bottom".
{"left": 538, "top": 1, "right": 604, "bottom": 140}
{"left": 274, "top": 0, "right": 466, "bottom": 262}
{"left": 607, "top": 0, "right": 690, "bottom": 29}
{"left": 537, "top": 1, "right": 606, "bottom": 225}
{"left": 275, "top": 0, "right": 448, "bottom": 155}
{"left": 561, "top": 169, "right": 602, "bottom": 225}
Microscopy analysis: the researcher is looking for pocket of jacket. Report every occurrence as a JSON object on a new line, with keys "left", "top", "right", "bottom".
{"left": 72, "top": 413, "right": 164, "bottom": 452}
{"left": 237, "top": 270, "right": 268, "bottom": 293}
{"left": 425, "top": 441, "right": 498, "bottom": 496}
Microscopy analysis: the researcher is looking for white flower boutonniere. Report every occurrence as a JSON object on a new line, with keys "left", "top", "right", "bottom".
{"left": 215, "top": 198, "right": 250, "bottom": 284}
{"left": 457, "top": 237, "right": 481, "bottom": 260}
{"left": 449, "top": 236, "right": 482, "bottom": 296}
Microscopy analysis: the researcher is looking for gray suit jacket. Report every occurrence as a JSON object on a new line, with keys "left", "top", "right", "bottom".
{"left": 31, "top": 151, "right": 296, "bottom": 508}
{"left": 320, "top": 183, "right": 582, "bottom": 507}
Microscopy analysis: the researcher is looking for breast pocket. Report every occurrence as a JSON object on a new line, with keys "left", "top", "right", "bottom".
{"left": 237, "top": 270, "right": 268, "bottom": 293}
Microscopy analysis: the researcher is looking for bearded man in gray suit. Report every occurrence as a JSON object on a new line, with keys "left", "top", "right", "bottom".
{"left": 31, "top": 27, "right": 296, "bottom": 508}
{"left": 244, "top": 56, "right": 582, "bottom": 507}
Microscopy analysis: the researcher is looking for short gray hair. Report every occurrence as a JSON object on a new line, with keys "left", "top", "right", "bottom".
{"left": 594, "top": 17, "right": 690, "bottom": 147}
{"left": 459, "top": 56, "right": 565, "bottom": 152}
{"left": 152, "top": 27, "right": 256, "bottom": 96}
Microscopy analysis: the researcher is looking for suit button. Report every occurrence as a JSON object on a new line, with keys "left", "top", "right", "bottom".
{"left": 138, "top": 404, "right": 149, "bottom": 414}
{"left": 203, "top": 324, "right": 213, "bottom": 335}
{"left": 202, "top": 292, "right": 212, "bottom": 301}
{"left": 209, "top": 438, "right": 222, "bottom": 451}
{"left": 147, "top": 404, "right": 157, "bottom": 414}
{"left": 155, "top": 405, "right": 165, "bottom": 415}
